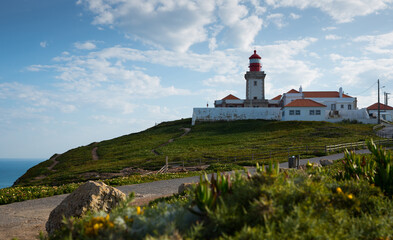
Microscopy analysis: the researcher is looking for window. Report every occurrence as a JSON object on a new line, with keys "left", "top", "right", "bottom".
{"left": 309, "top": 110, "right": 315, "bottom": 115}
{"left": 295, "top": 110, "right": 301, "bottom": 115}
{"left": 341, "top": 104, "right": 344, "bottom": 109}
{"left": 254, "top": 81, "right": 257, "bottom": 86}
{"left": 253, "top": 96, "right": 257, "bottom": 100}
{"left": 316, "top": 110, "right": 321, "bottom": 115}
{"left": 282, "top": 111, "right": 285, "bottom": 116}
{"left": 289, "top": 110, "right": 294, "bottom": 115}
{"left": 348, "top": 105, "right": 352, "bottom": 110}
{"left": 331, "top": 104, "right": 336, "bottom": 110}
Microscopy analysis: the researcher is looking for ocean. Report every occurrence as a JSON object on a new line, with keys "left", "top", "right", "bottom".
{"left": 0, "top": 158, "right": 44, "bottom": 189}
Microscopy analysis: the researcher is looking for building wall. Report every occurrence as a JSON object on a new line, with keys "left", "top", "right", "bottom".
{"left": 192, "top": 107, "right": 281, "bottom": 125}
{"left": 368, "top": 109, "right": 393, "bottom": 121}
{"left": 282, "top": 107, "right": 325, "bottom": 121}
{"left": 307, "top": 97, "right": 355, "bottom": 110}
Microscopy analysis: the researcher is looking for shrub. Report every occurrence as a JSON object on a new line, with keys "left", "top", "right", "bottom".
{"left": 44, "top": 161, "right": 393, "bottom": 239}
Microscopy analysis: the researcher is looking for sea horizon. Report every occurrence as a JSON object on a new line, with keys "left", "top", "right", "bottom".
{"left": 0, "top": 158, "right": 44, "bottom": 189}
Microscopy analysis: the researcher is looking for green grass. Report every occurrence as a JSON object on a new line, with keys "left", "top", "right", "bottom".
{"left": 15, "top": 119, "right": 378, "bottom": 186}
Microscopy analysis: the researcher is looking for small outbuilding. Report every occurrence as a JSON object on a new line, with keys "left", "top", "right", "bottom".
{"left": 282, "top": 99, "right": 326, "bottom": 121}
{"left": 367, "top": 103, "right": 393, "bottom": 121}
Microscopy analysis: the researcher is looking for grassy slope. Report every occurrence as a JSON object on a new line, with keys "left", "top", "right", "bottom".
{"left": 16, "top": 119, "right": 377, "bottom": 186}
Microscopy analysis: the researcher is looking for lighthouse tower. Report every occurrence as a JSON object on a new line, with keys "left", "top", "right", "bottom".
{"left": 244, "top": 50, "right": 268, "bottom": 107}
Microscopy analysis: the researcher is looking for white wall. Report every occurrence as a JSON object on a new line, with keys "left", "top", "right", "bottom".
{"left": 192, "top": 108, "right": 281, "bottom": 125}
{"left": 368, "top": 109, "right": 393, "bottom": 121}
{"left": 307, "top": 97, "right": 355, "bottom": 110}
{"left": 282, "top": 107, "right": 325, "bottom": 121}
{"left": 248, "top": 78, "right": 263, "bottom": 99}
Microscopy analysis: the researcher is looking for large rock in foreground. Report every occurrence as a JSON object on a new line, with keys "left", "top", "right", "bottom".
{"left": 46, "top": 181, "right": 126, "bottom": 234}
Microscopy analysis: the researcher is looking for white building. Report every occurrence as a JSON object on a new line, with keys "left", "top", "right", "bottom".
{"left": 282, "top": 99, "right": 326, "bottom": 121}
{"left": 367, "top": 103, "right": 393, "bottom": 122}
{"left": 278, "top": 87, "right": 357, "bottom": 111}
{"left": 192, "top": 50, "right": 376, "bottom": 125}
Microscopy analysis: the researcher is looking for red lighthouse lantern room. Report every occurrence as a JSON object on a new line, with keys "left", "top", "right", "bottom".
{"left": 249, "top": 50, "right": 262, "bottom": 72}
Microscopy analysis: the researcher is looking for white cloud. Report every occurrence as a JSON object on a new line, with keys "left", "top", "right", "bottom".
{"left": 260, "top": 38, "right": 321, "bottom": 89}
{"left": 325, "top": 34, "right": 342, "bottom": 40}
{"left": 78, "top": 0, "right": 264, "bottom": 51}
{"left": 0, "top": 82, "right": 76, "bottom": 114}
{"left": 74, "top": 41, "right": 97, "bottom": 50}
{"left": 78, "top": 0, "right": 215, "bottom": 52}
{"left": 217, "top": 0, "right": 263, "bottom": 49}
{"left": 289, "top": 13, "right": 301, "bottom": 19}
{"left": 354, "top": 31, "right": 393, "bottom": 55}
{"left": 40, "top": 41, "right": 47, "bottom": 48}
{"left": 202, "top": 74, "right": 243, "bottom": 87}
{"left": 265, "top": 0, "right": 393, "bottom": 23}
{"left": 330, "top": 55, "right": 393, "bottom": 86}
{"left": 322, "top": 26, "right": 337, "bottom": 31}
{"left": 26, "top": 47, "right": 191, "bottom": 116}
{"left": 266, "top": 13, "right": 286, "bottom": 28}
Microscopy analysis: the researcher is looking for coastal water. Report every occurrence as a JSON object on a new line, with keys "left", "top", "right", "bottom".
{"left": 0, "top": 159, "right": 44, "bottom": 189}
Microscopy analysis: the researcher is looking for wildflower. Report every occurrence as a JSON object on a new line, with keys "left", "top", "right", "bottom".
{"left": 336, "top": 187, "right": 343, "bottom": 194}
{"left": 136, "top": 206, "right": 144, "bottom": 215}
{"left": 347, "top": 194, "right": 353, "bottom": 199}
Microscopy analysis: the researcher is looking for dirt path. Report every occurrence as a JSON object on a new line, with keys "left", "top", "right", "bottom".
{"left": 151, "top": 128, "right": 191, "bottom": 155}
{"left": 47, "top": 154, "right": 60, "bottom": 171}
{"left": 92, "top": 146, "right": 99, "bottom": 161}
{"left": 377, "top": 122, "right": 393, "bottom": 138}
{"left": 0, "top": 177, "right": 198, "bottom": 240}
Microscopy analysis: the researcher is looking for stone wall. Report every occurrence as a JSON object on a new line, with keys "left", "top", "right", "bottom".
{"left": 192, "top": 107, "right": 281, "bottom": 125}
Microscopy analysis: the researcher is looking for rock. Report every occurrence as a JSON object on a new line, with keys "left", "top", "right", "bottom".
{"left": 320, "top": 159, "right": 334, "bottom": 166}
{"left": 46, "top": 181, "right": 126, "bottom": 235}
{"left": 178, "top": 183, "right": 195, "bottom": 194}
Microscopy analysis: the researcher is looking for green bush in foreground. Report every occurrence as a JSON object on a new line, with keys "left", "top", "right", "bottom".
{"left": 338, "top": 139, "right": 393, "bottom": 196}
{"left": 46, "top": 159, "right": 393, "bottom": 239}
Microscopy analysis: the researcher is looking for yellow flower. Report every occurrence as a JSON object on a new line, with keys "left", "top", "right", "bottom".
{"left": 105, "top": 214, "right": 110, "bottom": 221}
{"left": 136, "top": 206, "right": 143, "bottom": 215}
{"left": 347, "top": 194, "right": 353, "bottom": 199}
{"left": 336, "top": 187, "right": 343, "bottom": 194}
{"left": 93, "top": 223, "right": 103, "bottom": 232}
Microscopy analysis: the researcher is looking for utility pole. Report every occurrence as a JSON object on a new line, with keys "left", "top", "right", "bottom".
{"left": 384, "top": 92, "right": 390, "bottom": 106}
{"left": 378, "top": 79, "right": 380, "bottom": 124}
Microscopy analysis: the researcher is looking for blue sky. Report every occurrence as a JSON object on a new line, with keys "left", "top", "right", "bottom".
{"left": 1, "top": 0, "right": 393, "bottom": 158}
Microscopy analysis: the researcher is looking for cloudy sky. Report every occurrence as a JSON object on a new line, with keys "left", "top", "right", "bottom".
{"left": 1, "top": 0, "right": 393, "bottom": 158}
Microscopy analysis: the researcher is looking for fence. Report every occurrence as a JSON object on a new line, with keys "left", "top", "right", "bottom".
{"left": 156, "top": 139, "right": 393, "bottom": 173}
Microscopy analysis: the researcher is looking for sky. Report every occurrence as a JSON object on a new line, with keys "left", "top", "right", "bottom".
{"left": 1, "top": 0, "right": 393, "bottom": 159}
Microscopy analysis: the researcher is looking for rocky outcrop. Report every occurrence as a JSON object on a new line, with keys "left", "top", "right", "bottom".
{"left": 46, "top": 181, "right": 126, "bottom": 234}
{"left": 178, "top": 183, "right": 196, "bottom": 194}
{"left": 320, "top": 159, "right": 334, "bottom": 166}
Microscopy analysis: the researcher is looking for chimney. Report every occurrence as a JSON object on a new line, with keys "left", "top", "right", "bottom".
{"left": 339, "top": 87, "right": 343, "bottom": 98}
{"left": 299, "top": 85, "right": 303, "bottom": 98}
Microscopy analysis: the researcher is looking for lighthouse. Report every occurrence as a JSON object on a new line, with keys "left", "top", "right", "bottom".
{"left": 244, "top": 50, "right": 268, "bottom": 107}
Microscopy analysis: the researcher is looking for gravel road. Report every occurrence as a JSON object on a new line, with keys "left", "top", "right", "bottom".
{"left": 0, "top": 149, "right": 376, "bottom": 240}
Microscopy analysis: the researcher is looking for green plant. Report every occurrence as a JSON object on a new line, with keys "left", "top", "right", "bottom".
{"left": 339, "top": 139, "right": 393, "bottom": 196}
{"left": 193, "top": 172, "right": 233, "bottom": 214}
{"left": 367, "top": 140, "right": 393, "bottom": 196}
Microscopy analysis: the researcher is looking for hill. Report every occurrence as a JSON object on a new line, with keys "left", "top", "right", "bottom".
{"left": 15, "top": 119, "right": 378, "bottom": 186}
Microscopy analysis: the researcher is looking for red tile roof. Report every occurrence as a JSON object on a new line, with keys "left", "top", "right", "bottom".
{"left": 271, "top": 95, "right": 282, "bottom": 100}
{"left": 222, "top": 94, "right": 240, "bottom": 100}
{"left": 303, "top": 91, "right": 352, "bottom": 98}
{"left": 367, "top": 103, "right": 393, "bottom": 110}
{"left": 287, "top": 89, "right": 299, "bottom": 93}
{"left": 284, "top": 99, "right": 326, "bottom": 108}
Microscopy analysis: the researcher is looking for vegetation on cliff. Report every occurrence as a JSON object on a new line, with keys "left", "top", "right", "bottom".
{"left": 15, "top": 119, "right": 377, "bottom": 186}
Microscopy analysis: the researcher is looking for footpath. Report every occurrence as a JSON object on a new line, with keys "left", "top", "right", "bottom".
{"left": 0, "top": 149, "right": 376, "bottom": 240}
